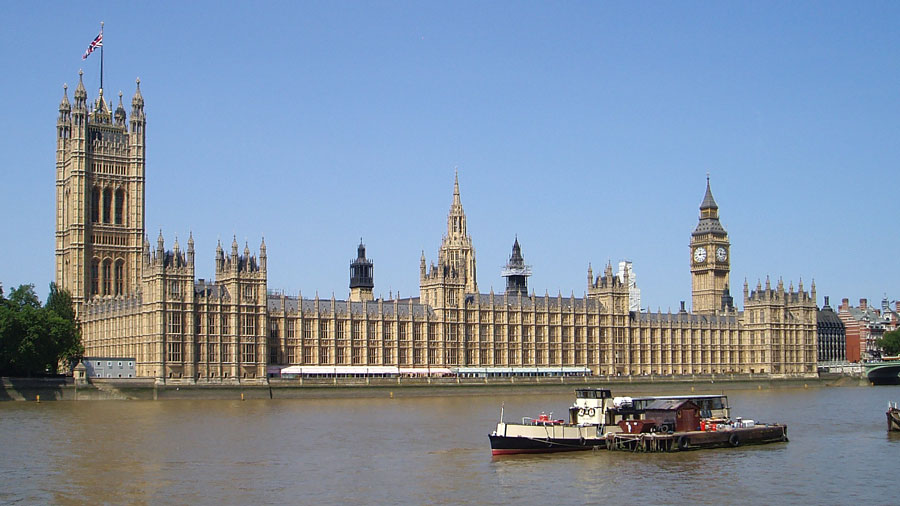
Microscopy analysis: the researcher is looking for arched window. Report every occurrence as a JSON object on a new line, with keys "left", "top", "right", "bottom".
{"left": 114, "top": 189, "right": 125, "bottom": 225}
{"left": 102, "top": 188, "right": 112, "bottom": 223}
{"left": 91, "top": 187, "right": 100, "bottom": 223}
{"left": 115, "top": 260, "right": 125, "bottom": 295}
{"left": 102, "top": 259, "right": 112, "bottom": 295}
{"left": 91, "top": 259, "right": 100, "bottom": 295}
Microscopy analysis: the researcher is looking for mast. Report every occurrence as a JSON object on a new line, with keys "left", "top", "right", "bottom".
{"left": 99, "top": 21, "right": 104, "bottom": 92}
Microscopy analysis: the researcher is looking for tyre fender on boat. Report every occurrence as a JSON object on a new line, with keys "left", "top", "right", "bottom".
{"left": 587, "top": 408, "right": 596, "bottom": 417}
{"left": 677, "top": 435, "right": 690, "bottom": 450}
{"left": 729, "top": 433, "right": 740, "bottom": 447}
{"left": 579, "top": 437, "right": 585, "bottom": 446}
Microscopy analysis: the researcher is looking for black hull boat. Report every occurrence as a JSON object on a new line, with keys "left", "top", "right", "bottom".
{"left": 489, "top": 433, "right": 605, "bottom": 455}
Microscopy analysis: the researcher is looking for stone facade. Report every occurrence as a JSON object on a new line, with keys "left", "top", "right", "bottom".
{"left": 59, "top": 75, "right": 818, "bottom": 383}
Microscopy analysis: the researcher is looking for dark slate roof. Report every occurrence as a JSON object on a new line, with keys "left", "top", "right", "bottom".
{"left": 693, "top": 217, "right": 726, "bottom": 236}
{"left": 700, "top": 181, "right": 718, "bottom": 210}
{"left": 817, "top": 305, "right": 845, "bottom": 329}
{"left": 636, "top": 311, "right": 738, "bottom": 325}
{"left": 268, "top": 296, "right": 435, "bottom": 318}
{"left": 467, "top": 293, "right": 601, "bottom": 312}
{"left": 195, "top": 281, "right": 228, "bottom": 299}
{"left": 646, "top": 399, "right": 698, "bottom": 411}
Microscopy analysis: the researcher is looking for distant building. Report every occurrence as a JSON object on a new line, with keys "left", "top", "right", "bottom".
{"left": 817, "top": 296, "right": 846, "bottom": 363}
{"left": 616, "top": 261, "right": 641, "bottom": 312}
{"left": 838, "top": 297, "right": 899, "bottom": 361}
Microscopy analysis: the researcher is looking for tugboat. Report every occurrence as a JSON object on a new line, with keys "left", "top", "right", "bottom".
{"left": 489, "top": 388, "right": 787, "bottom": 455}
{"left": 887, "top": 402, "right": 900, "bottom": 431}
{"left": 489, "top": 389, "right": 611, "bottom": 455}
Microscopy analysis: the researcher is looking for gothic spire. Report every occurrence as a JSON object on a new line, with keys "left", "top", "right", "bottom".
{"left": 700, "top": 174, "right": 718, "bottom": 211}
{"left": 131, "top": 78, "right": 144, "bottom": 113}
{"left": 693, "top": 176, "right": 725, "bottom": 236}
{"left": 74, "top": 70, "right": 87, "bottom": 107}
{"left": 114, "top": 91, "right": 126, "bottom": 125}
{"left": 59, "top": 84, "right": 70, "bottom": 113}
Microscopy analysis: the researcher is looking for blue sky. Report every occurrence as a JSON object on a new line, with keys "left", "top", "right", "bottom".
{"left": 1, "top": 1, "right": 897, "bottom": 310}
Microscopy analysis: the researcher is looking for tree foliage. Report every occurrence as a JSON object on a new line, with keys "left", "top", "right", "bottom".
{"left": 0, "top": 282, "right": 82, "bottom": 376}
{"left": 876, "top": 329, "right": 900, "bottom": 357}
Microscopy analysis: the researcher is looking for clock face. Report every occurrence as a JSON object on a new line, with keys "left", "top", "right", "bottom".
{"left": 716, "top": 247, "right": 727, "bottom": 262}
{"left": 693, "top": 247, "right": 707, "bottom": 263}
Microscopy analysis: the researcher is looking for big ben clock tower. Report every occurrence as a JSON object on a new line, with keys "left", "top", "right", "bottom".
{"left": 690, "top": 177, "right": 731, "bottom": 314}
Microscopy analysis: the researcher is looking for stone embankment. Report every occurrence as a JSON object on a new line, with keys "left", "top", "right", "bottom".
{"left": 1, "top": 372, "right": 867, "bottom": 401}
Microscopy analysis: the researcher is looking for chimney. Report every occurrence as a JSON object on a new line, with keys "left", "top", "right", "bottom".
{"left": 841, "top": 298, "right": 849, "bottom": 311}
{"left": 824, "top": 296, "right": 830, "bottom": 307}
{"left": 680, "top": 301, "right": 686, "bottom": 313}
{"left": 896, "top": 301, "right": 900, "bottom": 313}
{"left": 860, "top": 298, "right": 868, "bottom": 310}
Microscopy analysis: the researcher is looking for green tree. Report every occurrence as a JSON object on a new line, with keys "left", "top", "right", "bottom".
{"left": 0, "top": 283, "right": 82, "bottom": 376}
{"left": 876, "top": 329, "right": 900, "bottom": 357}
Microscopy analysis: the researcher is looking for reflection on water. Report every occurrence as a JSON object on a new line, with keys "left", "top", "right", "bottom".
{"left": 1, "top": 385, "right": 898, "bottom": 504}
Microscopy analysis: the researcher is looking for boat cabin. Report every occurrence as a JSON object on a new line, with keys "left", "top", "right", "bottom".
{"left": 570, "top": 389, "right": 611, "bottom": 425}
{"left": 643, "top": 399, "right": 701, "bottom": 433}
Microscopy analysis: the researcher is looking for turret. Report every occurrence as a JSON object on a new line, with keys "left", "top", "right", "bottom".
{"left": 156, "top": 230, "right": 165, "bottom": 264}
{"left": 259, "top": 237, "right": 267, "bottom": 271}
{"left": 501, "top": 237, "right": 531, "bottom": 297}
{"left": 215, "top": 239, "right": 224, "bottom": 272}
{"left": 187, "top": 232, "right": 195, "bottom": 265}
{"left": 114, "top": 91, "right": 126, "bottom": 126}
{"left": 58, "top": 84, "right": 71, "bottom": 131}
{"left": 350, "top": 239, "right": 374, "bottom": 302}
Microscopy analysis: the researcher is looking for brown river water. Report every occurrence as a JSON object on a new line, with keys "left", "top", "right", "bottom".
{"left": 2, "top": 384, "right": 899, "bottom": 505}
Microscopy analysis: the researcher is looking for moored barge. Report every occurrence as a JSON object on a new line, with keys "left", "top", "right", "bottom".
{"left": 490, "top": 388, "right": 788, "bottom": 455}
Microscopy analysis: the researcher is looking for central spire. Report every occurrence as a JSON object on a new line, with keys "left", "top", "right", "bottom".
{"left": 447, "top": 171, "right": 467, "bottom": 239}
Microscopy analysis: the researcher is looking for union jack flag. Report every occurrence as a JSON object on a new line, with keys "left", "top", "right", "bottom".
{"left": 82, "top": 32, "right": 102, "bottom": 60}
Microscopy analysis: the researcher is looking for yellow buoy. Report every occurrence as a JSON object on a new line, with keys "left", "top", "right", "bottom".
{"left": 36, "top": 395, "right": 40, "bottom": 403}
{"left": 241, "top": 393, "right": 245, "bottom": 401}
{"left": 390, "top": 391, "right": 394, "bottom": 399}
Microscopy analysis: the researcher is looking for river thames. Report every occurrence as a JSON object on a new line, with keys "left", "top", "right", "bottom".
{"left": 1, "top": 384, "right": 898, "bottom": 504}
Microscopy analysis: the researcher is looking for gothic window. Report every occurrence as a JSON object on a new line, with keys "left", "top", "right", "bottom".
{"left": 91, "top": 259, "right": 100, "bottom": 295}
{"left": 167, "top": 313, "right": 183, "bottom": 334}
{"left": 114, "top": 189, "right": 125, "bottom": 225}
{"left": 208, "top": 343, "right": 218, "bottom": 362}
{"left": 242, "top": 343, "right": 256, "bottom": 363}
{"left": 286, "top": 320, "right": 295, "bottom": 338}
{"left": 91, "top": 187, "right": 100, "bottom": 223}
{"left": 242, "top": 315, "right": 256, "bottom": 336}
{"left": 114, "top": 261, "right": 124, "bottom": 295}
{"left": 287, "top": 346, "right": 297, "bottom": 364}
{"left": 102, "top": 259, "right": 111, "bottom": 295}
{"left": 102, "top": 187, "right": 112, "bottom": 223}
{"left": 167, "top": 342, "right": 182, "bottom": 362}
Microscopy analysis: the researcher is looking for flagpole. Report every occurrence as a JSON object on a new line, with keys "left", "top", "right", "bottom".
{"left": 99, "top": 21, "right": 104, "bottom": 92}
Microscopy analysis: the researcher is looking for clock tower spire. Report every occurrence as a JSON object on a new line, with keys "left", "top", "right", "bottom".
{"left": 690, "top": 176, "right": 731, "bottom": 314}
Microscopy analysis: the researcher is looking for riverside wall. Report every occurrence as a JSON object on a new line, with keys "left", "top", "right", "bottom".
{"left": 0, "top": 373, "right": 869, "bottom": 402}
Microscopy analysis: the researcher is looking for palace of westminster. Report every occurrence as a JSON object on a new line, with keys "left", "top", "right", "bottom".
{"left": 55, "top": 72, "right": 818, "bottom": 383}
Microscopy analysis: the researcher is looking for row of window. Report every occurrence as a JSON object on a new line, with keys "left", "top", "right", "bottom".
{"left": 91, "top": 258, "right": 125, "bottom": 296}
{"left": 90, "top": 186, "right": 127, "bottom": 225}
